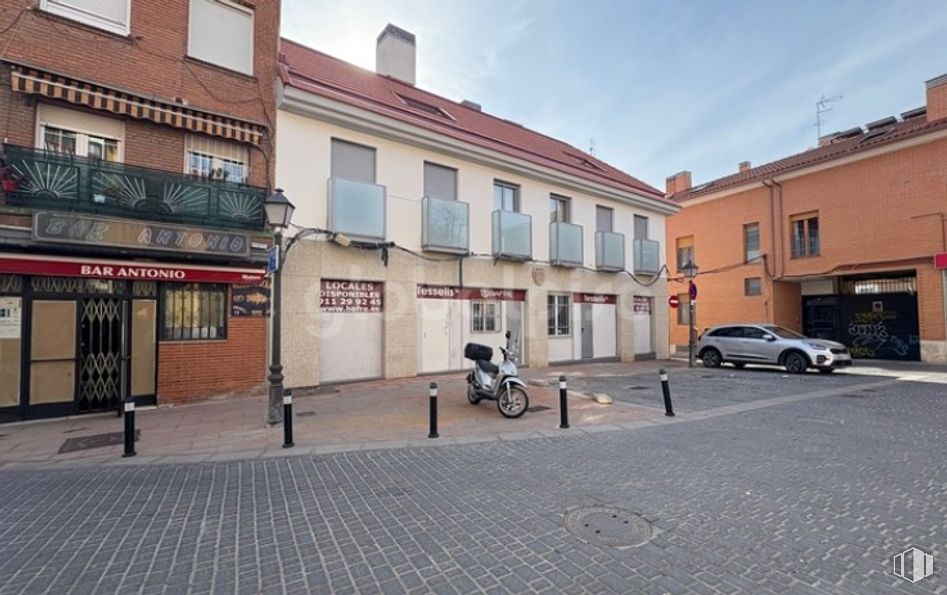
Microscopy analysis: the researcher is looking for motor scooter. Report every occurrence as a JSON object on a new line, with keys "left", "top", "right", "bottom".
{"left": 464, "top": 331, "right": 529, "bottom": 418}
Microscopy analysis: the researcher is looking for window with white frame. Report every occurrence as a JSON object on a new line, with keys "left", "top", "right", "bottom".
{"left": 547, "top": 294, "right": 571, "bottom": 336}
{"left": 39, "top": 125, "right": 121, "bottom": 162}
{"left": 188, "top": 0, "right": 254, "bottom": 75}
{"left": 185, "top": 135, "right": 250, "bottom": 183}
{"left": 41, "top": 0, "right": 131, "bottom": 36}
{"left": 471, "top": 301, "right": 500, "bottom": 333}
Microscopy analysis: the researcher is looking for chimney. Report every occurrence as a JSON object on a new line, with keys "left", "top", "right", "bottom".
{"left": 376, "top": 24, "right": 416, "bottom": 86}
{"left": 461, "top": 99, "right": 481, "bottom": 112}
{"left": 665, "top": 170, "right": 692, "bottom": 196}
{"left": 818, "top": 133, "right": 840, "bottom": 147}
{"left": 925, "top": 73, "right": 947, "bottom": 123}
{"left": 739, "top": 161, "right": 751, "bottom": 173}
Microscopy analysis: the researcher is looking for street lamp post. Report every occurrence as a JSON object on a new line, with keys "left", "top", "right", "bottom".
{"left": 264, "top": 189, "right": 295, "bottom": 426}
{"left": 681, "top": 260, "right": 699, "bottom": 368}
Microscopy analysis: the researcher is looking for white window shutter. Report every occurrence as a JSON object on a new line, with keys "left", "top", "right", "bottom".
{"left": 46, "top": 0, "right": 129, "bottom": 34}
{"left": 189, "top": 0, "right": 254, "bottom": 75}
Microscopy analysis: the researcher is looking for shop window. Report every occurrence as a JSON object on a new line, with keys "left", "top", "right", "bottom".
{"left": 471, "top": 301, "right": 499, "bottom": 333}
{"left": 791, "top": 213, "right": 819, "bottom": 258}
{"left": 161, "top": 283, "right": 227, "bottom": 340}
{"left": 493, "top": 180, "right": 519, "bottom": 212}
{"left": 41, "top": 0, "right": 131, "bottom": 36}
{"left": 188, "top": 0, "right": 254, "bottom": 75}
{"left": 744, "top": 223, "right": 761, "bottom": 262}
{"left": 676, "top": 294, "right": 690, "bottom": 325}
{"left": 547, "top": 294, "right": 571, "bottom": 336}
{"left": 185, "top": 135, "right": 249, "bottom": 183}
{"left": 549, "top": 194, "right": 571, "bottom": 222}
{"left": 676, "top": 236, "right": 695, "bottom": 271}
{"left": 744, "top": 277, "right": 762, "bottom": 296}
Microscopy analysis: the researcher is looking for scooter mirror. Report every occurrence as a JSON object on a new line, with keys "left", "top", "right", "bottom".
{"left": 505, "top": 330, "right": 511, "bottom": 339}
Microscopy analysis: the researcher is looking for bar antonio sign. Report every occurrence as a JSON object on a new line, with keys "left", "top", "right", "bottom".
{"left": 33, "top": 212, "right": 251, "bottom": 256}
{"left": 0, "top": 254, "right": 265, "bottom": 284}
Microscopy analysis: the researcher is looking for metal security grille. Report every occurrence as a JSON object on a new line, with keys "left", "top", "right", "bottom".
{"left": 0, "top": 274, "right": 21, "bottom": 293}
{"left": 31, "top": 276, "right": 128, "bottom": 295}
{"left": 839, "top": 276, "right": 916, "bottom": 295}
{"left": 78, "top": 298, "right": 124, "bottom": 412}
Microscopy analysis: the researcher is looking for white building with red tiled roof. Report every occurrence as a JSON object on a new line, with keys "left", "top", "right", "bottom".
{"left": 274, "top": 24, "right": 678, "bottom": 385}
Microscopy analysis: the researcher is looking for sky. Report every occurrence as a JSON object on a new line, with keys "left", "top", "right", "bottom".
{"left": 281, "top": 0, "right": 947, "bottom": 191}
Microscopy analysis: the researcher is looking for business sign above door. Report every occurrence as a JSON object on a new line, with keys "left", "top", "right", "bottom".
{"left": 416, "top": 284, "right": 526, "bottom": 302}
{"left": 33, "top": 212, "right": 252, "bottom": 257}
{"left": 320, "top": 279, "right": 384, "bottom": 313}
{"left": 935, "top": 252, "right": 947, "bottom": 270}
{"left": 573, "top": 292, "right": 617, "bottom": 305}
{"left": 0, "top": 253, "right": 265, "bottom": 284}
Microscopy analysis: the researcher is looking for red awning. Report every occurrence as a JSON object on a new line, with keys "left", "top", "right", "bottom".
{"left": 0, "top": 253, "right": 265, "bottom": 284}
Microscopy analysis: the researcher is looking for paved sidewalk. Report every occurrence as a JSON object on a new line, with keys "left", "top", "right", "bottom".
{"left": 0, "top": 361, "right": 674, "bottom": 468}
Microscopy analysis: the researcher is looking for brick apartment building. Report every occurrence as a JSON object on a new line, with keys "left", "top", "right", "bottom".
{"left": 0, "top": 0, "right": 280, "bottom": 422}
{"left": 666, "top": 74, "right": 947, "bottom": 364}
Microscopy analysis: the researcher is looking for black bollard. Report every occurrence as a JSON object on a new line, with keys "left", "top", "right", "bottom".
{"left": 428, "top": 382, "right": 439, "bottom": 438}
{"left": 282, "top": 389, "right": 294, "bottom": 448}
{"left": 558, "top": 375, "right": 570, "bottom": 429}
{"left": 659, "top": 368, "right": 675, "bottom": 417}
{"left": 122, "top": 398, "right": 136, "bottom": 458}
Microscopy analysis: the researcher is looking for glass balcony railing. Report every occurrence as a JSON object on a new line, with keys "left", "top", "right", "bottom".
{"left": 422, "top": 196, "right": 469, "bottom": 253}
{"left": 0, "top": 144, "right": 266, "bottom": 230}
{"left": 634, "top": 238, "right": 661, "bottom": 275}
{"left": 491, "top": 209, "right": 531, "bottom": 260}
{"left": 549, "top": 221, "right": 583, "bottom": 267}
{"left": 595, "top": 231, "right": 625, "bottom": 272}
{"left": 327, "top": 177, "right": 386, "bottom": 242}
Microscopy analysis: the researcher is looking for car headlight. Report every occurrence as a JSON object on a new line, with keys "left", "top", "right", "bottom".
{"left": 805, "top": 342, "right": 828, "bottom": 351}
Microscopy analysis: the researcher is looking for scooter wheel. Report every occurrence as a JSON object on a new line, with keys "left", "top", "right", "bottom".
{"left": 467, "top": 384, "right": 481, "bottom": 405}
{"left": 497, "top": 385, "right": 528, "bottom": 418}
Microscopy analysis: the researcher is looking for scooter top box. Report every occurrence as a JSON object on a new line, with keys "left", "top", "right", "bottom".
{"left": 464, "top": 343, "right": 493, "bottom": 361}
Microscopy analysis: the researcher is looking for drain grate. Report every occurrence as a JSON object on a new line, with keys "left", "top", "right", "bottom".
{"left": 527, "top": 405, "right": 551, "bottom": 412}
{"left": 564, "top": 506, "right": 652, "bottom": 547}
{"left": 62, "top": 427, "right": 90, "bottom": 434}
{"left": 58, "top": 431, "right": 139, "bottom": 454}
{"left": 297, "top": 411, "right": 316, "bottom": 417}
{"left": 625, "top": 385, "right": 650, "bottom": 391}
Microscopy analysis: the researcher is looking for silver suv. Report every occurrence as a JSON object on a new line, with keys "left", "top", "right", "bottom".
{"left": 697, "top": 324, "right": 852, "bottom": 374}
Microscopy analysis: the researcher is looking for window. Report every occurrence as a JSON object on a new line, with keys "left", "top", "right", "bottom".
{"left": 188, "top": 0, "right": 254, "bottom": 75}
{"left": 675, "top": 294, "right": 690, "bottom": 325}
{"left": 596, "top": 206, "right": 613, "bottom": 232}
{"left": 743, "top": 327, "right": 768, "bottom": 340}
{"left": 423, "top": 162, "right": 457, "bottom": 200}
{"left": 161, "top": 283, "right": 227, "bottom": 340}
{"left": 396, "top": 94, "right": 452, "bottom": 119}
{"left": 494, "top": 181, "right": 519, "bottom": 212}
{"left": 471, "top": 301, "right": 499, "bottom": 333}
{"left": 634, "top": 215, "right": 649, "bottom": 240}
{"left": 549, "top": 194, "right": 570, "bottom": 222}
{"left": 331, "top": 139, "right": 376, "bottom": 184}
{"left": 709, "top": 326, "right": 743, "bottom": 337}
{"left": 676, "top": 236, "right": 695, "bottom": 271}
{"left": 744, "top": 223, "right": 761, "bottom": 262}
{"left": 41, "top": 0, "right": 130, "bottom": 35}
{"left": 547, "top": 294, "right": 571, "bottom": 336}
{"left": 41, "top": 125, "right": 120, "bottom": 161}
{"left": 185, "top": 135, "right": 249, "bottom": 183}
{"left": 744, "top": 277, "right": 762, "bottom": 296}
{"left": 791, "top": 213, "right": 819, "bottom": 258}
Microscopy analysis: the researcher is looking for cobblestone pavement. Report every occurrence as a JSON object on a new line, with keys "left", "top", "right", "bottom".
{"left": 0, "top": 375, "right": 945, "bottom": 594}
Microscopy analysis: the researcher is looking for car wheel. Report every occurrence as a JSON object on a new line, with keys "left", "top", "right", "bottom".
{"left": 818, "top": 368, "right": 835, "bottom": 374}
{"left": 783, "top": 352, "right": 807, "bottom": 374}
{"left": 701, "top": 348, "right": 722, "bottom": 368}
{"left": 732, "top": 362, "right": 746, "bottom": 369}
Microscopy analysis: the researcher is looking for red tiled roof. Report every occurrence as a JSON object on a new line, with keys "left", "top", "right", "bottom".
{"left": 278, "top": 38, "right": 666, "bottom": 201}
{"left": 671, "top": 109, "right": 947, "bottom": 201}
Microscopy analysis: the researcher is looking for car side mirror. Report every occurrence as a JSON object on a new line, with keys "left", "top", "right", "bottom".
{"left": 765, "top": 335, "right": 776, "bottom": 342}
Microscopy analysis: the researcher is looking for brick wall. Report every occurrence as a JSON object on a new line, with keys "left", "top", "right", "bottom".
{"left": 667, "top": 134, "right": 947, "bottom": 352}
{"left": 156, "top": 314, "right": 267, "bottom": 404}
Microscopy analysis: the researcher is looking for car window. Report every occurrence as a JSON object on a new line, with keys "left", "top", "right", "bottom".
{"left": 710, "top": 327, "right": 743, "bottom": 338}
{"left": 763, "top": 325, "right": 806, "bottom": 339}
{"left": 744, "top": 327, "right": 768, "bottom": 340}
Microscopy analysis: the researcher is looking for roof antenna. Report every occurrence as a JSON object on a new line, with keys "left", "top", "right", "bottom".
{"left": 815, "top": 94, "right": 843, "bottom": 139}
{"left": 589, "top": 138, "right": 595, "bottom": 156}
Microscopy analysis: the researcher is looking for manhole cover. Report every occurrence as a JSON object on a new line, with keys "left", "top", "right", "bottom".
{"left": 297, "top": 411, "right": 316, "bottom": 417}
{"left": 58, "top": 431, "right": 139, "bottom": 454}
{"left": 527, "top": 405, "right": 551, "bottom": 412}
{"left": 563, "top": 506, "right": 652, "bottom": 547}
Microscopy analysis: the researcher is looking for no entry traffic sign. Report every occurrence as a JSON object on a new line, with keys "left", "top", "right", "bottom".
{"left": 668, "top": 295, "right": 680, "bottom": 309}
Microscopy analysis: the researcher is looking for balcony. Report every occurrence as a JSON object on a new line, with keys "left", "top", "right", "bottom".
{"left": 633, "top": 238, "right": 661, "bottom": 275}
{"left": 595, "top": 231, "right": 625, "bottom": 272}
{"left": 0, "top": 144, "right": 266, "bottom": 231}
{"left": 327, "top": 177, "right": 386, "bottom": 242}
{"left": 549, "top": 221, "right": 583, "bottom": 267}
{"left": 422, "top": 195, "right": 469, "bottom": 254}
{"left": 491, "top": 210, "right": 531, "bottom": 260}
